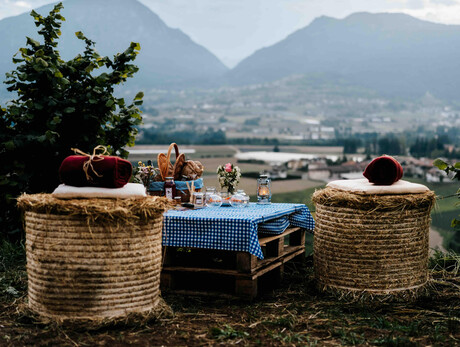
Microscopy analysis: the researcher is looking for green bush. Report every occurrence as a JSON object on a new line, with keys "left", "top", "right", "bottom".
{"left": 433, "top": 159, "right": 460, "bottom": 227}
{"left": 0, "top": 3, "right": 143, "bottom": 238}
{"left": 433, "top": 158, "right": 460, "bottom": 252}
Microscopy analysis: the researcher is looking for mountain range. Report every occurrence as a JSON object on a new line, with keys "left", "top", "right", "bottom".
{"left": 228, "top": 12, "right": 460, "bottom": 100}
{"left": 0, "top": 0, "right": 228, "bottom": 93}
{"left": 1, "top": 0, "right": 460, "bottom": 100}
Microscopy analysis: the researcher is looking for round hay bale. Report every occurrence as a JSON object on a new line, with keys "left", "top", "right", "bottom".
{"left": 17, "top": 194, "right": 171, "bottom": 321}
{"left": 312, "top": 181, "right": 436, "bottom": 299}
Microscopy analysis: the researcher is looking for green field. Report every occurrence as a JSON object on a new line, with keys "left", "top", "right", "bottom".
{"left": 412, "top": 179, "right": 460, "bottom": 252}
{"left": 270, "top": 185, "right": 323, "bottom": 211}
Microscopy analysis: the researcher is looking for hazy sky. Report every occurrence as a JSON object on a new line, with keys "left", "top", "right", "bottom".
{"left": 1, "top": 0, "right": 460, "bottom": 67}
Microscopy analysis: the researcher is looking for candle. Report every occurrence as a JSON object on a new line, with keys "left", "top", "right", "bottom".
{"left": 258, "top": 186, "right": 270, "bottom": 196}
{"left": 257, "top": 174, "right": 271, "bottom": 205}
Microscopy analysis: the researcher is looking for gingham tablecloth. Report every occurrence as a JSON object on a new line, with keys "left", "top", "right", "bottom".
{"left": 162, "top": 203, "right": 314, "bottom": 259}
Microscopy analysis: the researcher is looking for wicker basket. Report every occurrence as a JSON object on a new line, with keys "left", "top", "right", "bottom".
{"left": 312, "top": 183, "right": 436, "bottom": 298}
{"left": 18, "top": 194, "right": 170, "bottom": 321}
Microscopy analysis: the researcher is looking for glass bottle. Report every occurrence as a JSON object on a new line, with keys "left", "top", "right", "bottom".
{"left": 164, "top": 177, "right": 176, "bottom": 200}
{"left": 257, "top": 174, "right": 271, "bottom": 205}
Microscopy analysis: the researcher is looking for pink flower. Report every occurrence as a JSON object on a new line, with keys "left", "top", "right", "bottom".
{"left": 224, "top": 163, "right": 232, "bottom": 172}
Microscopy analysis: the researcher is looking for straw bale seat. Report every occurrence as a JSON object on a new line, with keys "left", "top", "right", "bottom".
{"left": 17, "top": 194, "right": 170, "bottom": 322}
{"left": 312, "top": 179, "right": 436, "bottom": 299}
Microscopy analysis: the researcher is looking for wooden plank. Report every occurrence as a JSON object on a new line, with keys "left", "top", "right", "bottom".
{"left": 253, "top": 248, "right": 304, "bottom": 280}
{"left": 289, "top": 229, "right": 306, "bottom": 246}
{"left": 162, "top": 247, "right": 237, "bottom": 270}
{"left": 165, "top": 286, "right": 258, "bottom": 301}
{"left": 235, "top": 278, "right": 258, "bottom": 299}
{"left": 258, "top": 227, "right": 301, "bottom": 246}
{"left": 161, "top": 246, "right": 306, "bottom": 299}
{"left": 280, "top": 248, "right": 305, "bottom": 264}
{"left": 163, "top": 245, "right": 305, "bottom": 277}
{"left": 271, "top": 264, "right": 284, "bottom": 286}
{"left": 160, "top": 273, "right": 175, "bottom": 290}
{"left": 161, "top": 227, "right": 306, "bottom": 300}
{"left": 162, "top": 227, "right": 305, "bottom": 273}
{"left": 254, "top": 260, "right": 283, "bottom": 278}
{"left": 163, "top": 289, "right": 237, "bottom": 300}
{"left": 252, "top": 245, "right": 304, "bottom": 273}
{"left": 248, "top": 246, "right": 304, "bottom": 279}
{"left": 266, "top": 237, "right": 284, "bottom": 258}
{"left": 161, "top": 266, "right": 255, "bottom": 279}
{"left": 162, "top": 247, "right": 176, "bottom": 266}
{"left": 236, "top": 252, "right": 257, "bottom": 273}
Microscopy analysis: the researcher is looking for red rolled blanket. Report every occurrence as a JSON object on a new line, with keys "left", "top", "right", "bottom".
{"left": 363, "top": 155, "right": 403, "bottom": 185}
{"left": 59, "top": 148, "right": 132, "bottom": 188}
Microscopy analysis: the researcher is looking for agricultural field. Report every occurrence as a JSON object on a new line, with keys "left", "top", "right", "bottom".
{"left": 128, "top": 144, "right": 343, "bottom": 165}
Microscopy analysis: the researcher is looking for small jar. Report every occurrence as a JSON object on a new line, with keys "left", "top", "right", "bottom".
{"left": 220, "top": 191, "right": 232, "bottom": 205}
{"left": 237, "top": 189, "right": 250, "bottom": 206}
{"left": 174, "top": 196, "right": 182, "bottom": 206}
{"left": 230, "top": 189, "right": 249, "bottom": 207}
{"left": 205, "top": 186, "right": 217, "bottom": 205}
{"left": 193, "top": 192, "right": 205, "bottom": 208}
{"left": 164, "top": 177, "right": 176, "bottom": 200}
{"left": 207, "top": 193, "right": 222, "bottom": 207}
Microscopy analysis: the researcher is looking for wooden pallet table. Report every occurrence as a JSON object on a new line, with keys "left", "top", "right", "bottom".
{"left": 161, "top": 227, "right": 306, "bottom": 300}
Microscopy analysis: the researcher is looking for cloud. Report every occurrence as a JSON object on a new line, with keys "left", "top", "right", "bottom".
{"left": 406, "top": 0, "right": 425, "bottom": 9}
{"left": 389, "top": 0, "right": 460, "bottom": 24}
{"left": 14, "top": 1, "right": 32, "bottom": 8}
{"left": 430, "top": 0, "right": 458, "bottom": 5}
{"left": 0, "top": 0, "right": 51, "bottom": 19}
{"left": 386, "top": 0, "right": 459, "bottom": 8}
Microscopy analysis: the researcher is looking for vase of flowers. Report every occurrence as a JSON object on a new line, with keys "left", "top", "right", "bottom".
{"left": 133, "top": 161, "right": 159, "bottom": 191}
{"left": 216, "top": 163, "right": 241, "bottom": 195}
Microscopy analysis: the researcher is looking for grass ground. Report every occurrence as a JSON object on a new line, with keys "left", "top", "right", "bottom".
{"left": 1, "top": 241, "right": 459, "bottom": 346}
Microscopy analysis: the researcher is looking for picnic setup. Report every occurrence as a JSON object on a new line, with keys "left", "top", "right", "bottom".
{"left": 14, "top": 142, "right": 440, "bottom": 324}
{"left": 2, "top": 4, "right": 460, "bottom": 344}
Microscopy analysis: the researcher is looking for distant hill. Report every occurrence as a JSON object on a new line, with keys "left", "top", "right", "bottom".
{"left": 0, "top": 0, "right": 228, "bottom": 98}
{"left": 227, "top": 13, "right": 460, "bottom": 100}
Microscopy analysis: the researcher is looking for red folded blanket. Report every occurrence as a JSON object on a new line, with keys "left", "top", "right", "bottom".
{"left": 59, "top": 155, "right": 132, "bottom": 188}
{"left": 363, "top": 155, "right": 403, "bottom": 185}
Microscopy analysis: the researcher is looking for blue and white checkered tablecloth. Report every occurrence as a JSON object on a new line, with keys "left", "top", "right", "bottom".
{"left": 258, "top": 216, "right": 290, "bottom": 234}
{"left": 162, "top": 203, "right": 314, "bottom": 259}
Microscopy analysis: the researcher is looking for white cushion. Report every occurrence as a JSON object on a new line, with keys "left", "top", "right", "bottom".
{"left": 52, "top": 183, "right": 147, "bottom": 199}
{"left": 326, "top": 178, "right": 429, "bottom": 194}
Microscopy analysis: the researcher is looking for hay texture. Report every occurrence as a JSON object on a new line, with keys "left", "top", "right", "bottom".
{"left": 312, "top": 187, "right": 436, "bottom": 299}
{"left": 17, "top": 194, "right": 171, "bottom": 321}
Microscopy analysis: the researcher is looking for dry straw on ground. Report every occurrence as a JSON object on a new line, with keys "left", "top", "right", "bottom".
{"left": 17, "top": 194, "right": 171, "bottom": 323}
{"left": 312, "top": 187, "right": 436, "bottom": 300}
